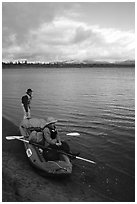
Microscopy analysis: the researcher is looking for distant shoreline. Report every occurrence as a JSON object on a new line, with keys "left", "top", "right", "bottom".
{"left": 2, "top": 59, "right": 135, "bottom": 69}
{"left": 2, "top": 63, "right": 135, "bottom": 69}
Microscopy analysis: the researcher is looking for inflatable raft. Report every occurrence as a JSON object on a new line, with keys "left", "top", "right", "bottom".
{"left": 19, "top": 121, "right": 72, "bottom": 176}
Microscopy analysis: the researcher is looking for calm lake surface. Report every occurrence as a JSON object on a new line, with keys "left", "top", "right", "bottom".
{"left": 2, "top": 67, "right": 135, "bottom": 201}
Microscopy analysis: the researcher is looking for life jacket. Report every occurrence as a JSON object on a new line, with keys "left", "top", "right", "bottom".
{"left": 22, "top": 94, "right": 32, "bottom": 107}
{"left": 26, "top": 94, "right": 32, "bottom": 105}
{"left": 48, "top": 127, "right": 58, "bottom": 139}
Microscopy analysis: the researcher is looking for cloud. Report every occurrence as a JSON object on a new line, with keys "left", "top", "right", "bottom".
{"left": 2, "top": 13, "right": 135, "bottom": 62}
{"left": 72, "top": 26, "right": 92, "bottom": 44}
{"left": 2, "top": 2, "right": 77, "bottom": 42}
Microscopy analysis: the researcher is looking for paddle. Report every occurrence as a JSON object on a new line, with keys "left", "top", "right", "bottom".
{"left": 66, "top": 132, "right": 80, "bottom": 136}
{"left": 6, "top": 135, "right": 96, "bottom": 164}
{"left": 6, "top": 132, "right": 80, "bottom": 141}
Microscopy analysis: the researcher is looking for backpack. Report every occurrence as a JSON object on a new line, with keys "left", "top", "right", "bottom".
{"left": 29, "top": 131, "right": 44, "bottom": 145}
{"left": 21, "top": 118, "right": 47, "bottom": 145}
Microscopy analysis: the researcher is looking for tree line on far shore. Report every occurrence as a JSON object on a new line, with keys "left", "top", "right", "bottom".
{"left": 2, "top": 60, "right": 135, "bottom": 69}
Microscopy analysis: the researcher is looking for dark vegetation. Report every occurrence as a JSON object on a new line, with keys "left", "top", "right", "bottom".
{"left": 2, "top": 60, "right": 135, "bottom": 69}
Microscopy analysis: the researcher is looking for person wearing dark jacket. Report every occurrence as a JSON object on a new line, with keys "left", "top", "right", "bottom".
{"left": 43, "top": 117, "right": 79, "bottom": 160}
{"left": 21, "top": 88, "right": 33, "bottom": 119}
{"left": 43, "top": 117, "right": 62, "bottom": 147}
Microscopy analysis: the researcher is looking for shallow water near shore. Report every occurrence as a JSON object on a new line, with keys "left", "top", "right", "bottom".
{"left": 2, "top": 67, "right": 135, "bottom": 201}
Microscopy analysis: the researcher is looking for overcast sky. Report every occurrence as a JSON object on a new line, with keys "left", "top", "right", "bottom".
{"left": 2, "top": 2, "right": 135, "bottom": 62}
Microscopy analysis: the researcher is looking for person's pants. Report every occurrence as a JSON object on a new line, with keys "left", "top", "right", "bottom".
{"left": 43, "top": 141, "right": 71, "bottom": 161}
{"left": 49, "top": 141, "right": 70, "bottom": 153}
{"left": 22, "top": 106, "right": 31, "bottom": 119}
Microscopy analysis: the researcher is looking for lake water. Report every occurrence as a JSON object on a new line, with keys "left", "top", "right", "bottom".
{"left": 2, "top": 67, "right": 135, "bottom": 201}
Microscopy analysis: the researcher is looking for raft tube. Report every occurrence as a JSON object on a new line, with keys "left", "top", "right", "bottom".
{"left": 19, "top": 125, "right": 72, "bottom": 176}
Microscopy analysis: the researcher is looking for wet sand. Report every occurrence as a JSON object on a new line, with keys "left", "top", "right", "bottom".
{"left": 2, "top": 117, "right": 112, "bottom": 202}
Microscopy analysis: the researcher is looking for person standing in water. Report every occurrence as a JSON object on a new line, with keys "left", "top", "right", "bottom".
{"left": 21, "top": 88, "right": 33, "bottom": 119}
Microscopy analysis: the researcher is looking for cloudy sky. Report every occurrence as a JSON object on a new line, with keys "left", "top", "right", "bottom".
{"left": 2, "top": 2, "right": 135, "bottom": 63}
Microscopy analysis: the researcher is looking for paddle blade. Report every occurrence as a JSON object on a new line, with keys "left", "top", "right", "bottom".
{"left": 6, "top": 136, "right": 29, "bottom": 143}
{"left": 76, "top": 156, "right": 96, "bottom": 164}
{"left": 6, "top": 136, "right": 24, "bottom": 140}
{"left": 66, "top": 132, "right": 80, "bottom": 136}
